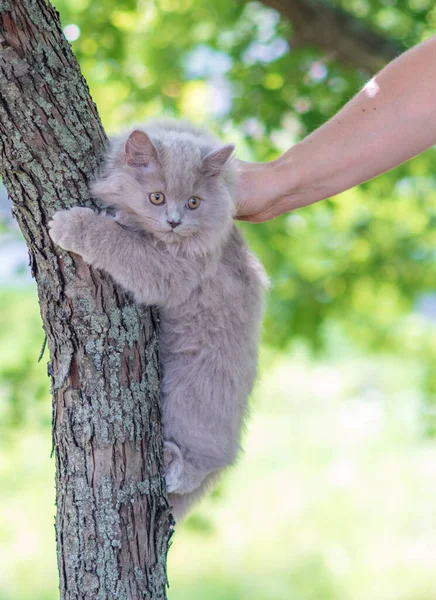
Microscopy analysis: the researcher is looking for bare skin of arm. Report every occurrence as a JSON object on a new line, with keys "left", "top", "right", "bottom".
{"left": 236, "top": 36, "right": 436, "bottom": 223}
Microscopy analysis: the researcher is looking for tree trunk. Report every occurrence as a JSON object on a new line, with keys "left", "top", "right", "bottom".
{"left": 259, "top": 0, "right": 403, "bottom": 72}
{"left": 0, "top": 2, "right": 173, "bottom": 598}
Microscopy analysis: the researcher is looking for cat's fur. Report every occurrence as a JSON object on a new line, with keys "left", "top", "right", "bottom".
{"left": 48, "top": 120, "right": 266, "bottom": 520}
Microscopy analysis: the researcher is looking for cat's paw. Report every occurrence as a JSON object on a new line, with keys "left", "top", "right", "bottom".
{"left": 163, "top": 441, "right": 184, "bottom": 493}
{"left": 48, "top": 207, "right": 96, "bottom": 254}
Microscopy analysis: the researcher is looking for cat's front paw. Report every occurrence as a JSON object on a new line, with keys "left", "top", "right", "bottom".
{"left": 163, "top": 440, "right": 184, "bottom": 493}
{"left": 48, "top": 207, "right": 96, "bottom": 255}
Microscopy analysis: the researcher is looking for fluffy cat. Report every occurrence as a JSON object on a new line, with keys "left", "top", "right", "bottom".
{"left": 48, "top": 120, "right": 266, "bottom": 520}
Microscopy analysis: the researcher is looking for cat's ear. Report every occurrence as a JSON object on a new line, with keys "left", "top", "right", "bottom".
{"left": 203, "top": 144, "right": 235, "bottom": 176}
{"left": 124, "top": 130, "right": 159, "bottom": 168}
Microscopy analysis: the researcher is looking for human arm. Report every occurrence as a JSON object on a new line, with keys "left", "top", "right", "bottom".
{"left": 236, "top": 36, "right": 436, "bottom": 222}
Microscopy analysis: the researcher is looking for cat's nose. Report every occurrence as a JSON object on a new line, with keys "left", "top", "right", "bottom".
{"left": 167, "top": 219, "right": 181, "bottom": 229}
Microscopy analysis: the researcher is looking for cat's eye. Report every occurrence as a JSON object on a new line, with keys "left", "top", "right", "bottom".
{"left": 186, "top": 196, "right": 201, "bottom": 210}
{"left": 149, "top": 192, "right": 165, "bottom": 205}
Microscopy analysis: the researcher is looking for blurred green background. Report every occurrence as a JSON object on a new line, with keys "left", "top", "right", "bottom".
{"left": 1, "top": 1, "right": 436, "bottom": 598}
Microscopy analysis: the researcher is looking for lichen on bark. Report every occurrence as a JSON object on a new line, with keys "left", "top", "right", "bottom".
{"left": 0, "top": 1, "right": 173, "bottom": 598}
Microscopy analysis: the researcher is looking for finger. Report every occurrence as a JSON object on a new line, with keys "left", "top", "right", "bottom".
{"left": 236, "top": 204, "right": 284, "bottom": 222}
{"left": 235, "top": 213, "right": 270, "bottom": 223}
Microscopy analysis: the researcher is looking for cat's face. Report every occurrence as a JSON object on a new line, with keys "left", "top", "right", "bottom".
{"left": 92, "top": 129, "right": 236, "bottom": 254}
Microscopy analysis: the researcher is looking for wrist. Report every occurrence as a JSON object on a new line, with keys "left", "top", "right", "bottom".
{"left": 270, "top": 147, "right": 313, "bottom": 211}
{"left": 272, "top": 138, "right": 339, "bottom": 211}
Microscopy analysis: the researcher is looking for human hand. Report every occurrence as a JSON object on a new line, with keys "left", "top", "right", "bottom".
{"left": 235, "top": 159, "right": 301, "bottom": 223}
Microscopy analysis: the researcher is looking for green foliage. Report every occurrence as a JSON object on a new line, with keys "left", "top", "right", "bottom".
{"left": 338, "top": 0, "right": 436, "bottom": 47}
{"left": 0, "top": 289, "right": 48, "bottom": 429}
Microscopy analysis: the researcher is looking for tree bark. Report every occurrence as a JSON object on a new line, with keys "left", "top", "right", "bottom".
{"left": 259, "top": 0, "right": 404, "bottom": 72}
{"left": 0, "top": 2, "right": 173, "bottom": 599}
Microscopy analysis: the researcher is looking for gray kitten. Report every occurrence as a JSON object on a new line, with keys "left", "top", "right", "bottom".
{"left": 48, "top": 120, "right": 266, "bottom": 520}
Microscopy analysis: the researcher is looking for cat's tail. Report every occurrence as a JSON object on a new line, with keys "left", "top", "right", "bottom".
{"left": 168, "top": 471, "right": 221, "bottom": 521}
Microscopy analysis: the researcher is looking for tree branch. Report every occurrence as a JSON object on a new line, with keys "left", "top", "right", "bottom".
{"left": 261, "top": 0, "right": 404, "bottom": 72}
{"left": 0, "top": 1, "right": 172, "bottom": 598}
